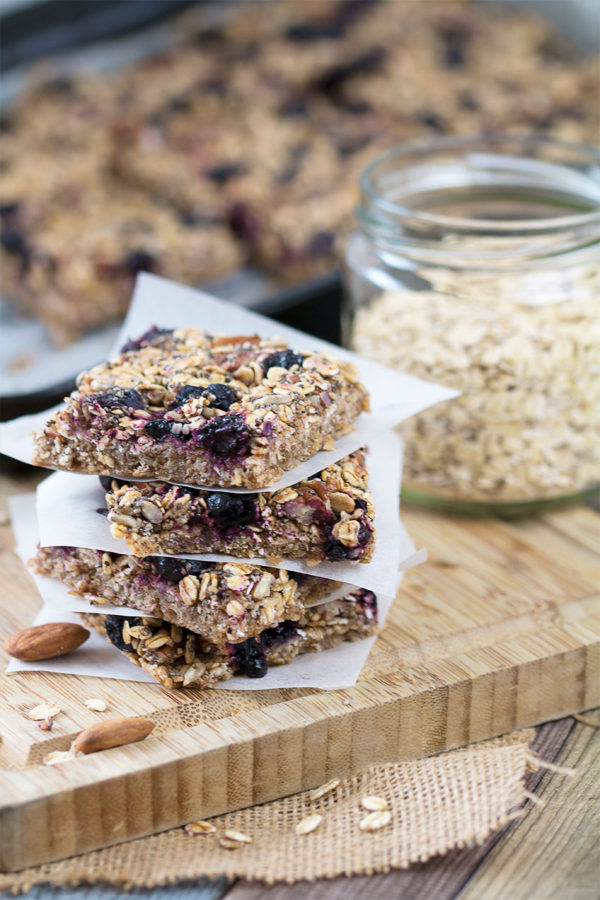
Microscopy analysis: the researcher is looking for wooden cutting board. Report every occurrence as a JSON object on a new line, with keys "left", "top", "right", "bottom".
{"left": 1, "top": 474, "right": 599, "bottom": 873}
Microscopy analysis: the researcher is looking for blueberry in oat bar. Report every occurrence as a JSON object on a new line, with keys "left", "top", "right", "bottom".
{"left": 103, "top": 449, "right": 375, "bottom": 564}
{"left": 80, "top": 589, "right": 378, "bottom": 689}
{"left": 33, "top": 546, "right": 338, "bottom": 646}
{"left": 32, "top": 328, "right": 369, "bottom": 488}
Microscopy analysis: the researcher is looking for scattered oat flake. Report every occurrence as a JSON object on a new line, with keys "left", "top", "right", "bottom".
{"left": 224, "top": 829, "right": 252, "bottom": 844}
{"left": 310, "top": 778, "right": 340, "bottom": 802}
{"left": 26, "top": 702, "right": 61, "bottom": 721}
{"left": 361, "top": 796, "right": 389, "bottom": 811}
{"left": 38, "top": 717, "right": 53, "bottom": 732}
{"left": 84, "top": 698, "right": 107, "bottom": 712}
{"left": 44, "top": 749, "right": 75, "bottom": 766}
{"left": 185, "top": 820, "right": 216, "bottom": 835}
{"left": 359, "top": 810, "right": 392, "bottom": 832}
{"left": 219, "top": 838, "right": 243, "bottom": 850}
{"left": 295, "top": 813, "right": 322, "bottom": 835}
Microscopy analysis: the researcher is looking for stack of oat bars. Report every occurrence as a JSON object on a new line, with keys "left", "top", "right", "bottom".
{"left": 28, "top": 324, "right": 387, "bottom": 689}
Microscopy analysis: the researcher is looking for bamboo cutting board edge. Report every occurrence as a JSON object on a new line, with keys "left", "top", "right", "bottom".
{"left": 0, "top": 499, "right": 599, "bottom": 872}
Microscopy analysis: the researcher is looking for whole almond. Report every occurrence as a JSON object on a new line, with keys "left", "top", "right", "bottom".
{"left": 73, "top": 717, "right": 155, "bottom": 754}
{"left": 5, "top": 623, "right": 89, "bottom": 661}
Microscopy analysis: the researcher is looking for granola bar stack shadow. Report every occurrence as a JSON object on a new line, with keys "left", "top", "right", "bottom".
{"left": 30, "top": 324, "right": 385, "bottom": 689}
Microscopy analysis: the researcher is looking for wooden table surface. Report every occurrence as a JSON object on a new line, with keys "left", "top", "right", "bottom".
{"left": 11, "top": 711, "right": 597, "bottom": 900}
{"left": 1, "top": 469, "right": 598, "bottom": 899}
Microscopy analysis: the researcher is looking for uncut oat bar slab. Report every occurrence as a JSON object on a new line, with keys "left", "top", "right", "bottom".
{"left": 81, "top": 589, "right": 378, "bottom": 689}
{"left": 104, "top": 449, "right": 375, "bottom": 564}
{"left": 0, "top": 185, "right": 242, "bottom": 345}
{"left": 33, "top": 328, "right": 369, "bottom": 488}
{"left": 33, "top": 548, "right": 338, "bottom": 646}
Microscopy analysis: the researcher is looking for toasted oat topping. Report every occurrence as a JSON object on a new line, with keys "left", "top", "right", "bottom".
{"left": 223, "top": 829, "right": 252, "bottom": 844}
{"left": 43, "top": 747, "right": 80, "bottom": 766}
{"left": 360, "top": 796, "right": 389, "bottom": 811}
{"left": 34, "top": 328, "right": 368, "bottom": 488}
{"left": 61, "top": 329, "right": 366, "bottom": 447}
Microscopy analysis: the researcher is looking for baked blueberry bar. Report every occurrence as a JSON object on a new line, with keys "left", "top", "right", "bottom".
{"left": 0, "top": 185, "right": 243, "bottom": 345}
{"left": 33, "top": 547, "right": 338, "bottom": 646}
{"left": 103, "top": 449, "right": 375, "bottom": 564}
{"left": 33, "top": 328, "right": 369, "bottom": 488}
{"left": 80, "top": 589, "right": 378, "bottom": 688}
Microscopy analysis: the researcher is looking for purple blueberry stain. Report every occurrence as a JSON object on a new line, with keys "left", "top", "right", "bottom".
{"left": 120, "top": 326, "right": 174, "bottom": 353}
{"left": 195, "top": 413, "right": 250, "bottom": 458}
{"left": 0, "top": 202, "right": 20, "bottom": 219}
{"left": 307, "top": 231, "right": 334, "bottom": 257}
{"left": 206, "top": 163, "right": 246, "bottom": 185}
{"left": 121, "top": 249, "right": 156, "bottom": 276}
{"left": 354, "top": 589, "right": 377, "bottom": 616}
{"left": 1, "top": 230, "right": 30, "bottom": 271}
{"left": 229, "top": 203, "right": 260, "bottom": 244}
{"left": 325, "top": 519, "right": 372, "bottom": 561}
{"left": 95, "top": 387, "right": 146, "bottom": 411}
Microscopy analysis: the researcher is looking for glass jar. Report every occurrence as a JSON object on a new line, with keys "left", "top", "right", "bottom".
{"left": 345, "top": 136, "right": 600, "bottom": 515}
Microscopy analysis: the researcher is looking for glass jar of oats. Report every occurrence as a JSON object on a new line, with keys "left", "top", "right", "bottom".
{"left": 345, "top": 136, "right": 600, "bottom": 514}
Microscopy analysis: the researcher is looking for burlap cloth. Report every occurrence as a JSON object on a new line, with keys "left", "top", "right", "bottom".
{"left": 1, "top": 730, "right": 547, "bottom": 894}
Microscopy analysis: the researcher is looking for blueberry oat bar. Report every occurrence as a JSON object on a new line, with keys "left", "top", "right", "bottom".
{"left": 1, "top": 186, "right": 242, "bottom": 345}
{"left": 80, "top": 589, "right": 378, "bottom": 688}
{"left": 33, "top": 548, "right": 338, "bottom": 646}
{"left": 33, "top": 328, "right": 369, "bottom": 488}
{"left": 103, "top": 449, "right": 375, "bottom": 564}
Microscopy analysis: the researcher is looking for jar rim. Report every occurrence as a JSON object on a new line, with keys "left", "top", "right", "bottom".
{"left": 358, "top": 134, "right": 600, "bottom": 235}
